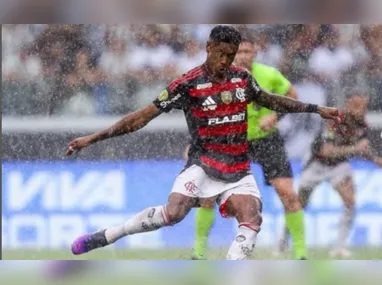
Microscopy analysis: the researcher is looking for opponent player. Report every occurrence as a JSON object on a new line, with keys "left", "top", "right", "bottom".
{"left": 191, "top": 35, "right": 308, "bottom": 260}
{"left": 277, "top": 92, "right": 382, "bottom": 258}
{"left": 67, "top": 25, "right": 338, "bottom": 260}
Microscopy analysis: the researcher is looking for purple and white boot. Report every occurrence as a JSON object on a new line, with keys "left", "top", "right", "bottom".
{"left": 71, "top": 230, "right": 109, "bottom": 255}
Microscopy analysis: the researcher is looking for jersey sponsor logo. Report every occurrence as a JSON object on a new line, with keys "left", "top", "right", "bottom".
{"left": 208, "top": 113, "right": 246, "bottom": 125}
{"left": 196, "top": 82, "right": 213, "bottom": 89}
{"left": 160, "top": 94, "right": 182, "bottom": 108}
{"left": 235, "top": 88, "right": 246, "bottom": 102}
{"left": 231, "top": 78, "right": 242, "bottom": 83}
{"left": 221, "top": 91, "right": 233, "bottom": 104}
{"left": 202, "top": 96, "right": 217, "bottom": 111}
{"left": 157, "top": 90, "right": 169, "bottom": 101}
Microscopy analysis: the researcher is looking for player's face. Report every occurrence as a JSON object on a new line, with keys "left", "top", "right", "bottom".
{"left": 206, "top": 41, "right": 238, "bottom": 75}
{"left": 346, "top": 95, "right": 369, "bottom": 120}
{"left": 234, "top": 42, "right": 256, "bottom": 69}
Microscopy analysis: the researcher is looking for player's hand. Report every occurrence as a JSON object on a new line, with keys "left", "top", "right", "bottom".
{"left": 260, "top": 114, "right": 278, "bottom": 131}
{"left": 317, "top": 106, "right": 340, "bottom": 121}
{"left": 66, "top": 135, "right": 94, "bottom": 156}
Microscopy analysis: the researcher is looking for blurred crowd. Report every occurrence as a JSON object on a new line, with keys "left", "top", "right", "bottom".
{"left": 2, "top": 24, "right": 382, "bottom": 116}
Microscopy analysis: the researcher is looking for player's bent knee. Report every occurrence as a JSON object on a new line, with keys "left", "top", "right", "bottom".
{"left": 165, "top": 205, "right": 189, "bottom": 225}
{"left": 166, "top": 193, "right": 195, "bottom": 224}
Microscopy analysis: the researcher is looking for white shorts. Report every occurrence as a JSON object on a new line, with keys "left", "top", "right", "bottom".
{"left": 299, "top": 161, "right": 352, "bottom": 189}
{"left": 171, "top": 165, "right": 261, "bottom": 218}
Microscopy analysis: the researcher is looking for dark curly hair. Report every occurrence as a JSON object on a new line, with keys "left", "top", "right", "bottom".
{"left": 209, "top": 25, "right": 242, "bottom": 46}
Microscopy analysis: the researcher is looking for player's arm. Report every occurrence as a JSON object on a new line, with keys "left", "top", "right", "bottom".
{"left": 319, "top": 143, "right": 362, "bottom": 159}
{"left": 256, "top": 90, "right": 338, "bottom": 119}
{"left": 273, "top": 86, "right": 298, "bottom": 122}
{"left": 66, "top": 104, "right": 161, "bottom": 155}
{"left": 246, "top": 74, "right": 338, "bottom": 120}
{"left": 66, "top": 81, "right": 188, "bottom": 156}
{"left": 318, "top": 139, "right": 372, "bottom": 159}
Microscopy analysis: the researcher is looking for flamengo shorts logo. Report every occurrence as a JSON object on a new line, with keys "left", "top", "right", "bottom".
{"left": 184, "top": 181, "right": 197, "bottom": 194}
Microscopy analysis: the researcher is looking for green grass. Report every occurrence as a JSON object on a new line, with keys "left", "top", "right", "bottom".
{"left": 0, "top": 272, "right": 198, "bottom": 285}
{"left": 2, "top": 250, "right": 382, "bottom": 285}
{"left": 3, "top": 247, "right": 382, "bottom": 260}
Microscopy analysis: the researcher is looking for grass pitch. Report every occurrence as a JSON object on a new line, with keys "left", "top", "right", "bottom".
{"left": 3, "top": 247, "right": 382, "bottom": 260}
{"left": 1, "top": 249, "right": 382, "bottom": 285}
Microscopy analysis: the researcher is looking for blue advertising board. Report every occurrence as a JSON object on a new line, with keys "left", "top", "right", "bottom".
{"left": 2, "top": 160, "right": 382, "bottom": 249}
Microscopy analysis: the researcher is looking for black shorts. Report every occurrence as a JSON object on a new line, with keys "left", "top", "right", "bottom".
{"left": 248, "top": 131, "right": 293, "bottom": 185}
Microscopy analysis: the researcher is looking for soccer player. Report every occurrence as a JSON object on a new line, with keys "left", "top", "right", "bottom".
{"left": 278, "top": 92, "right": 382, "bottom": 258}
{"left": 66, "top": 25, "right": 338, "bottom": 260}
{"left": 192, "top": 36, "right": 308, "bottom": 260}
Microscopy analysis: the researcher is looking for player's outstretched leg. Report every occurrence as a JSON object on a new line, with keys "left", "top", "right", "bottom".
{"left": 192, "top": 198, "right": 216, "bottom": 260}
{"left": 330, "top": 176, "right": 355, "bottom": 259}
{"left": 224, "top": 195, "right": 263, "bottom": 260}
{"left": 71, "top": 193, "right": 196, "bottom": 255}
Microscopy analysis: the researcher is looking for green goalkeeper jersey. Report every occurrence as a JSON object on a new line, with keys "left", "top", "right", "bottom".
{"left": 247, "top": 62, "right": 291, "bottom": 140}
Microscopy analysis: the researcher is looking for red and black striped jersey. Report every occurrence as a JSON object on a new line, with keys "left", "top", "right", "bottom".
{"left": 153, "top": 64, "right": 262, "bottom": 182}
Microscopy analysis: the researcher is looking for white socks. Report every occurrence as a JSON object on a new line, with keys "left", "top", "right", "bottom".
{"left": 226, "top": 223, "right": 260, "bottom": 260}
{"left": 105, "top": 205, "right": 170, "bottom": 244}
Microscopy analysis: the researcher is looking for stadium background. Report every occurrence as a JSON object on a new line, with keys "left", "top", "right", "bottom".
{"left": 2, "top": 24, "right": 382, "bottom": 259}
